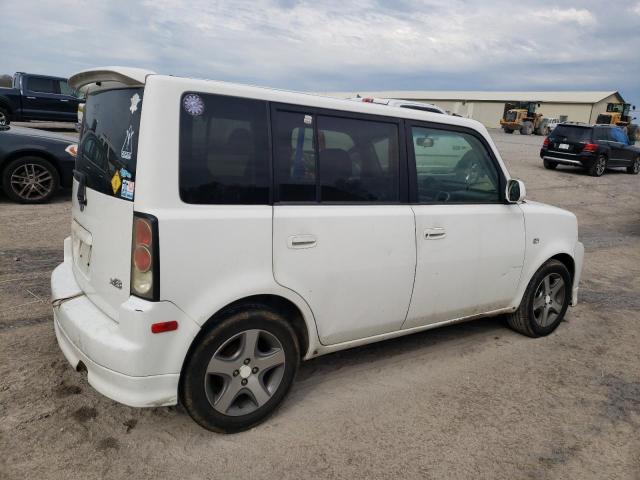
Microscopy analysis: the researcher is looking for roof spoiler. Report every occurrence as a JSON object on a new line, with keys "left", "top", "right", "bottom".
{"left": 69, "top": 67, "right": 156, "bottom": 90}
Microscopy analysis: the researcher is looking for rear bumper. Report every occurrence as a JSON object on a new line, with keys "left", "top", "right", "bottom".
{"left": 540, "top": 149, "right": 595, "bottom": 167}
{"left": 51, "top": 237, "right": 200, "bottom": 407}
{"left": 54, "top": 315, "right": 179, "bottom": 407}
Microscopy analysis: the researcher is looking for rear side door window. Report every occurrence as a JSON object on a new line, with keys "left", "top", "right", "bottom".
{"left": 179, "top": 93, "right": 270, "bottom": 204}
{"left": 317, "top": 116, "right": 400, "bottom": 202}
{"left": 410, "top": 126, "right": 501, "bottom": 203}
{"left": 272, "top": 108, "right": 401, "bottom": 203}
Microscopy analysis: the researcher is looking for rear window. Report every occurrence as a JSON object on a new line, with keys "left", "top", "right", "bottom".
{"left": 75, "top": 88, "right": 143, "bottom": 200}
{"left": 179, "top": 93, "right": 270, "bottom": 204}
{"left": 550, "top": 125, "right": 592, "bottom": 142}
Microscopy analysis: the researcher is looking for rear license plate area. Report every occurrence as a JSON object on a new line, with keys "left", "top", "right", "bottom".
{"left": 71, "top": 220, "right": 92, "bottom": 276}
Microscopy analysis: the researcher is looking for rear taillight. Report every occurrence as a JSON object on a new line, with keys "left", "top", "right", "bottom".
{"left": 582, "top": 143, "right": 598, "bottom": 153}
{"left": 131, "top": 213, "right": 159, "bottom": 300}
{"left": 543, "top": 137, "right": 550, "bottom": 147}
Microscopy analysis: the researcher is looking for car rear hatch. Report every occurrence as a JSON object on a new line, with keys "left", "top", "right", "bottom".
{"left": 546, "top": 124, "right": 593, "bottom": 156}
{"left": 68, "top": 68, "right": 153, "bottom": 319}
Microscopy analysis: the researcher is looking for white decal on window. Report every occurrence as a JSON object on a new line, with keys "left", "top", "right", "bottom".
{"left": 121, "top": 126, "right": 134, "bottom": 160}
{"left": 130, "top": 93, "right": 141, "bottom": 114}
{"left": 183, "top": 94, "right": 205, "bottom": 116}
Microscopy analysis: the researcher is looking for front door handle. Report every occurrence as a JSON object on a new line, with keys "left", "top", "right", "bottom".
{"left": 288, "top": 234, "right": 317, "bottom": 249}
{"left": 424, "top": 227, "right": 446, "bottom": 240}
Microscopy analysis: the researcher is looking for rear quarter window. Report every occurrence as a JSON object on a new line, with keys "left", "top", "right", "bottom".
{"left": 179, "top": 93, "right": 270, "bottom": 204}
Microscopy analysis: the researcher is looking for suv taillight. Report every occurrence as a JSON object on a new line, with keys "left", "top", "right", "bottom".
{"left": 582, "top": 143, "right": 598, "bottom": 153}
{"left": 131, "top": 213, "right": 159, "bottom": 301}
{"left": 543, "top": 137, "right": 550, "bottom": 147}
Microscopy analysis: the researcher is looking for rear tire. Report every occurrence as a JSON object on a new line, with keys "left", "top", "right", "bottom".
{"left": 2, "top": 156, "right": 60, "bottom": 203}
{"left": 521, "top": 122, "right": 533, "bottom": 135}
{"left": 504, "top": 128, "right": 514, "bottom": 134}
{"left": 180, "top": 305, "right": 300, "bottom": 433}
{"left": 627, "top": 157, "right": 640, "bottom": 174}
{"left": 506, "top": 259, "right": 571, "bottom": 337}
{"left": 543, "top": 159, "right": 557, "bottom": 170}
{"left": 588, "top": 154, "right": 607, "bottom": 177}
{"left": 0, "top": 107, "right": 10, "bottom": 126}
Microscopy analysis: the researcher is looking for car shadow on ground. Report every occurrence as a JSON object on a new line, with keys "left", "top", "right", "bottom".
{"left": 288, "top": 315, "right": 509, "bottom": 403}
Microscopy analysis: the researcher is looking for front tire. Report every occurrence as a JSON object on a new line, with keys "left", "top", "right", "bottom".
{"left": 180, "top": 306, "right": 300, "bottom": 433}
{"left": 506, "top": 259, "right": 571, "bottom": 337}
{"left": 543, "top": 159, "right": 557, "bottom": 170}
{"left": 627, "top": 157, "right": 640, "bottom": 174}
{"left": 588, "top": 154, "right": 607, "bottom": 177}
{"left": 2, "top": 156, "right": 60, "bottom": 203}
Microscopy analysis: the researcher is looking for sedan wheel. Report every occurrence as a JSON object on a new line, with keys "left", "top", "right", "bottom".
{"left": 2, "top": 157, "right": 60, "bottom": 203}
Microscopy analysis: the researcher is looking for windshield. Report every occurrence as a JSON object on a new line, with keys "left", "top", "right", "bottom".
{"left": 75, "top": 88, "right": 143, "bottom": 200}
{"left": 550, "top": 125, "right": 592, "bottom": 142}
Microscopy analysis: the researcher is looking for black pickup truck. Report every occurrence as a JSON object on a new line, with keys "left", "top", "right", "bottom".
{"left": 0, "top": 72, "right": 83, "bottom": 126}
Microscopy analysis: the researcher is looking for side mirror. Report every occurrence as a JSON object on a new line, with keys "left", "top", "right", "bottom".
{"left": 416, "top": 137, "right": 434, "bottom": 147}
{"left": 507, "top": 179, "right": 526, "bottom": 203}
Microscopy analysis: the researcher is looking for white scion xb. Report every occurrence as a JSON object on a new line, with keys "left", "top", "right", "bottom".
{"left": 51, "top": 67, "right": 584, "bottom": 433}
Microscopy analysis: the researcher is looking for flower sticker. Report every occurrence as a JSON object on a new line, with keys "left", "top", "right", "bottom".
{"left": 183, "top": 94, "right": 205, "bottom": 116}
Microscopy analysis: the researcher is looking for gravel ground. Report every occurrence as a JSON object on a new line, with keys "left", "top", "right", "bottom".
{"left": 1, "top": 129, "right": 639, "bottom": 479}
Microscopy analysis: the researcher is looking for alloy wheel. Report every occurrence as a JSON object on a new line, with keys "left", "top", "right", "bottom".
{"left": 596, "top": 157, "right": 606, "bottom": 176}
{"left": 532, "top": 273, "right": 566, "bottom": 328}
{"left": 0, "top": 111, "right": 6, "bottom": 125}
{"left": 634, "top": 158, "right": 640, "bottom": 174}
{"left": 10, "top": 163, "right": 55, "bottom": 201}
{"left": 205, "top": 329, "right": 286, "bottom": 416}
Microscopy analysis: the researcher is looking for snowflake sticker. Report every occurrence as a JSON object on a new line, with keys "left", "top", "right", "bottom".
{"left": 183, "top": 94, "right": 205, "bottom": 116}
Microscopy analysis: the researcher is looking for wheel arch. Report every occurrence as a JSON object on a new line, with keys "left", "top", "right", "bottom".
{"left": 179, "top": 294, "right": 312, "bottom": 381}
{"left": 550, "top": 252, "right": 575, "bottom": 286}
{"left": 512, "top": 248, "right": 577, "bottom": 310}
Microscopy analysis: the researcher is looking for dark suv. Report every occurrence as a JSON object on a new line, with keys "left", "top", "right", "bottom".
{"left": 540, "top": 124, "right": 640, "bottom": 177}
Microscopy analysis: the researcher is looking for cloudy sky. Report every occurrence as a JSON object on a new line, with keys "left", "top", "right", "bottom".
{"left": 3, "top": 0, "right": 640, "bottom": 113}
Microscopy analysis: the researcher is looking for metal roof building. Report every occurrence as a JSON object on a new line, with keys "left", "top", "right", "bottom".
{"left": 320, "top": 90, "right": 626, "bottom": 127}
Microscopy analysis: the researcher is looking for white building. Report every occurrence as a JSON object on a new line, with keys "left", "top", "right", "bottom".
{"left": 321, "top": 90, "right": 627, "bottom": 128}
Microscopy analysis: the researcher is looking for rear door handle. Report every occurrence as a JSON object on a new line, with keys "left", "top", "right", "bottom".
{"left": 60, "top": 99, "right": 69, "bottom": 102}
{"left": 424, "top": 227, "right": 446, "bottom": 240}
{"left": 288, "top": 235, "right": 317, "bottom": 249}
{"left": 26, "top": 96, "right": 36, "bottom": 100}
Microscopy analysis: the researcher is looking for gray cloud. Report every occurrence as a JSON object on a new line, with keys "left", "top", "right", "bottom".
{"left": 2, "top": 0, "right": 639, "bottom": 111}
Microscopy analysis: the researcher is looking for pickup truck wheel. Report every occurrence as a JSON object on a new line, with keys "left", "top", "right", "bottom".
{"left": 2, "top": 156, "right": 60, "bottom": 204}
{"left": 588, "top": 155, "right": 607, "bottom": 177}
{"left": 506, "top": 259, "right": 571, "bottom": 337}
{"left": 627, "top": 157, "right": 640, "bottom": 174}
{"left": 543, "top": 159, "right": 557, "bottom": 170}
{"left": 0, "top": 107, "right": 10, "bottom": 126}
{"left": 180, "top": 305, "right": 300, "bottom": 433}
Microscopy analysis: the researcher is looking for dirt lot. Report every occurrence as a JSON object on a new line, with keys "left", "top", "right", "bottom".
{"left": 1, "top": 129, "right": 639, "bottom": 479}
